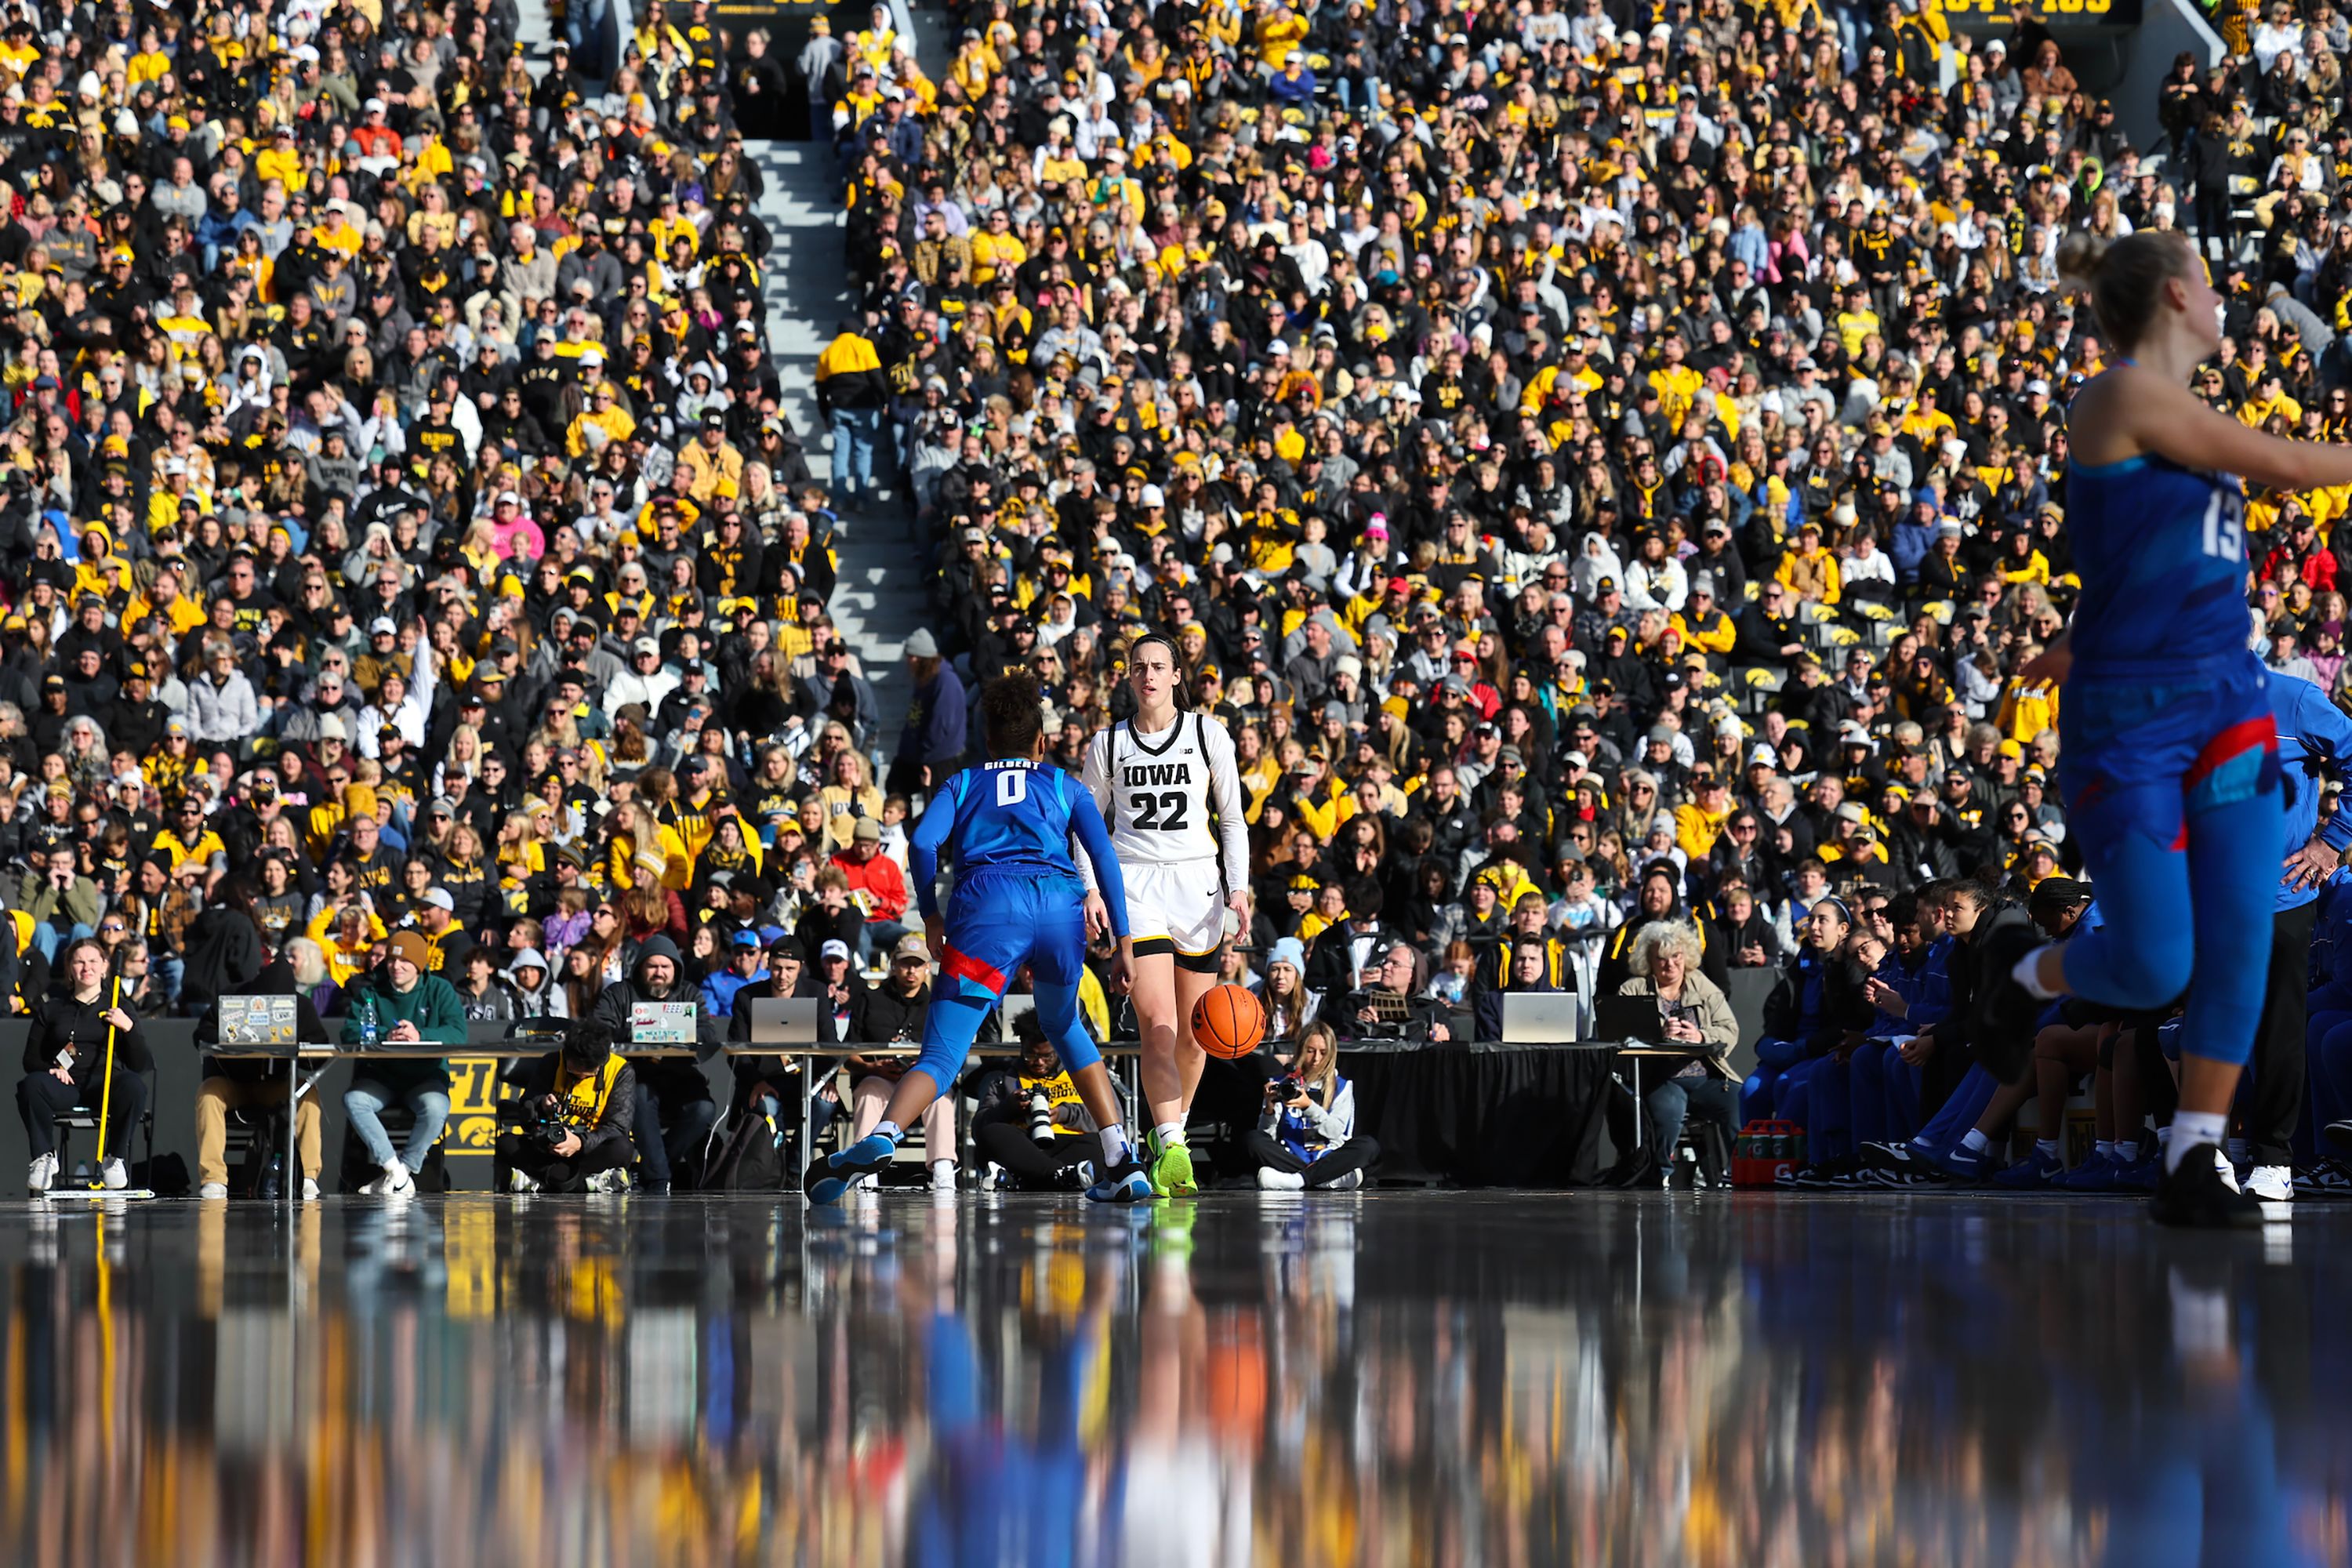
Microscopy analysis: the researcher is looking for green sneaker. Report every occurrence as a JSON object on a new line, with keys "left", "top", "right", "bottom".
{"left": 1146, "top": 1130, "right": 1197, "bottom": 1197}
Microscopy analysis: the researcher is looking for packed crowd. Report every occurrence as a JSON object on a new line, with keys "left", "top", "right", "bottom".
{"left": 0, "top": 0, "right": 2346, "bottom": 1194}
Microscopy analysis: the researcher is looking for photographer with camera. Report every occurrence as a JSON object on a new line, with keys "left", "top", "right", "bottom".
{"left": 499, "top": 1018, "right": 637, "bottom": 1193}
{"left": 1248, "top": 1022, "right": 1377, "bottom": 1191}
{"left": 969, "top": 1024, "right": 1100, "bottom": 1191}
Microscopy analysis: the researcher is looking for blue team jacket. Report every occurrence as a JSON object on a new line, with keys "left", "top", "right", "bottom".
{"left": 2269, "top": 670, "right": 2352, "bottom": 913}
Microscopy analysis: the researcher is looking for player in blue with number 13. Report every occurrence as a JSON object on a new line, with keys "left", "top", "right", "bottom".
{"left": 1980, "top": 230, "right": 2352, "bottom": 1227}
{"left": 805, "top": 674, "right": 1156, "bottom": 1204}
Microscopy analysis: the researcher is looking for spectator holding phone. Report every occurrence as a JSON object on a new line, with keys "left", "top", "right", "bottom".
{"left": 1614, "top": 923, "right": 1742, "bottom": 1184}
{"left": 1250, "top": 1022, "right": 1378, "bottom": 1192}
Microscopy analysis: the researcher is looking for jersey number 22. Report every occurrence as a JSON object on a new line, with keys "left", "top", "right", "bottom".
{"left": 1131, "top": 791, "right": 1190, "bottom": 831}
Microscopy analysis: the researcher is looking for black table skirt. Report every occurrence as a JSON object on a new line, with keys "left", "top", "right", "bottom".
{"left": 1348, "top": 1046, "right": 1615, "bottom": 1187}
{"left": 1196, "top": 1044, "right": 1617, "bottom": 1189}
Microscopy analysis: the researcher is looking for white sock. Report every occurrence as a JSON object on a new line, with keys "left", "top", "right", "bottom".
{"left": 2011, "top": 944, "right": 2062, "bottom": 1000}
{"left": 2155, "top": 1125, "right": 2172, "bottom": 1151}
{"left": 873, "top": 1120, "right": 904, "bottom": 1145}
{"left": 1100, "top": 1124, "right": 1131, "bottom": 1168}
{"left": 1153, "top": 1120, "right": 1185, "bottom": 1147}
{"left": 2115, "top": 1140, "right": 2140, "bottom": 1163}
{"left": 1959, "top": 1127, "right": 1989, "bottom": 1155}
{"left": 2168, "top": 1111, "right": 2227, "bottom": 1172}
{"left": 2037, "top": 1139, "right": 2061, "bottom": 1160}
{"left": 2094, "top": 1140, "right": 2114, "bottom": 1161}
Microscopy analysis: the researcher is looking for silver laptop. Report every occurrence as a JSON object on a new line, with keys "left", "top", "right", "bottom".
{"left": 743, "top": 996, "right": 820, "bottom": 1045}
{"left": 1501, "top": 993, "right": 1585, "bottom": 1044}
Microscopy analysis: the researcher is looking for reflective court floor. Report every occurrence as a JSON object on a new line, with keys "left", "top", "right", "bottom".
{"left": 1, "top": 1192, "right": 2347, "bottom": 1568}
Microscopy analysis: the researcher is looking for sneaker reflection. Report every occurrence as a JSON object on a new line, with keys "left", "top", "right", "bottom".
{"left": 0, "top": 1196, "right": 2331, "bottom": 1566}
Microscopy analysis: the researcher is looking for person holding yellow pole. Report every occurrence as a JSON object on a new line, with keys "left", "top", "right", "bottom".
{"left": 17, "top": 939, "right": 148, "bottom": 1194}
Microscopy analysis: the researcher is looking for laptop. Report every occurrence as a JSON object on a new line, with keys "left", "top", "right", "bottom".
{"left": 1590, "top": 993, "right": 1668, "bottom": 1045}
{"left": 1500, "top": 993, "right": 1586, "bottom": 1044}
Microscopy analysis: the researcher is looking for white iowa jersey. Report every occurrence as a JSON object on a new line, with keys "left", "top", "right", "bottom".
{"left": 1082, "top": 712, "right": 1250, "bottom": 887}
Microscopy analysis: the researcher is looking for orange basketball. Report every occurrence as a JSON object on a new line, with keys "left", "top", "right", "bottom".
{"left": 1191, "top": 983, "right": 1266, "bottom": 1058}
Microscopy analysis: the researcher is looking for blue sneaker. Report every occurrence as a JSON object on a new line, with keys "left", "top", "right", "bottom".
{"left": 803, "top": 1132, "right": 898, "bottom": 1207}
{"left": 1086, "top": 1160, "right": 1155, "bottom": 1203}
{"left": 1933, "top": 1142, "right": 1988, "bottom": 1182}
{"left": 2115, "top": 1153, "right": 2163, "bottom": 1192}
{"left": 1994, "top": 1147, "right": 2065, "bottom": 1189}
{"left": 2058, "top": 1151, "right": 2123, "bottom": 1192}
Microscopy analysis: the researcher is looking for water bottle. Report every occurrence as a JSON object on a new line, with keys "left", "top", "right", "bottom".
{"left": 360, "top": 993, "right": 379, "bottom": 1049}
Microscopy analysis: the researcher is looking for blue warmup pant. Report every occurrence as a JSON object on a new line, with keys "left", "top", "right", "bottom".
{"left": 912, "top": 869, "right": 1103, "bottom": 1094}
{"left": 1795, "top": 1056, "right": 1854, "bottom": 1161}
{"left": 1742, "top": 1036, "right": 1806, "bottom": 1123}
{"left": 2313, "top": 1018, "right": 2352, "bottom": 1131}
{"left": 2305, "top": 990, "right": 2352, "bottom": 1144}
{"left": 1911, "top": 1065, "right": 1998, "bottom": 1157}
{"left": 1849, "top": 1040, "right": 1922, "bottom": 1148}
{"left": 2056, "top": 665, "right": 2282, "bottom": 1069}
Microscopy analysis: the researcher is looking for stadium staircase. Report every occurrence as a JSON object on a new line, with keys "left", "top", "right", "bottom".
{"left": 749, "top": 142, "right": 926, "bottom": 742}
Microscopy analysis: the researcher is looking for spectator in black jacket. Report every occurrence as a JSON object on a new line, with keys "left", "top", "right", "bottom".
{"left": 1711, "top": 881, "right": 1784, "bottom": 971}
{"left": 179, "top": 881, "right": 265, "bottom": 1018}
{"left": 728, "top": 936, "right": 817, "bottom": 1102}
{"left": 591, "top": 933, "right": 722, "bottom": 1194}
{"left": 501, "top": 1018, "right": 639, "bottom": 1194}
{"left": 19, "top": 938, "right": 148, "bottom": 1193}
{"left": 1599, "top": 862, "right": 1733, "bottom": 996}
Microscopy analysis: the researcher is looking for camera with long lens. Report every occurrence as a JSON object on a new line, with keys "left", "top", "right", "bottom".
{"left": 499, "top": 1093, "right": 571, "bottom": 1152}
{"left": 1273, "top": 1075, "right": 1304, "bottom": 1104}
{"left": 1028, "top": 1091, "right": 1056, "bottom": 1147}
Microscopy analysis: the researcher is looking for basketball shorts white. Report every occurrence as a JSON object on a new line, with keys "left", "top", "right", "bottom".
{"left": 1123, "top": 860, "right": 1228, "bottom": 972}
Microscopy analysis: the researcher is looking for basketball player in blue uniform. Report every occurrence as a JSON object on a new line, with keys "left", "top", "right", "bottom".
{"left": 804, "top": 675, "right": 1154, "bottom": 1205}
{"left": 1987, "top": 230, "right": 2352, "bottom": 1225}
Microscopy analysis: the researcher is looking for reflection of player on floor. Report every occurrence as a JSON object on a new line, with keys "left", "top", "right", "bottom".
{"left": 805, "top": 674, "right": 1152, "bottom": 1205}
{"left": 1082, "top": 633, "right": 1250, "bottom": 1196}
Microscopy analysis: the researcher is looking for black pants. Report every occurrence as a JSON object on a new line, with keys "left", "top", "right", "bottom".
{"left": 1647, "top": 1076, "right": 1740, "bottom": 1167}
{"left": 974, "top": 1120, "right": 1092, "bottom": 1187}
{"left": 499, "top": 1131, "right": 633, "bottom": 1193}
{"left": 2247, "top": 899, "right": 2317, "bottom": 1167}
{"left": 1246, "top": 1129, "right": 1379, "bottom": 1187}
{"left": 633, "top": 1080, "right": 719, "bottom": 1188}
{"left": 2194, "top": 186, "right": 2234, "bottom": 254}
{"left": 16, "top": 1071, "right": 144, "bottom": 1160}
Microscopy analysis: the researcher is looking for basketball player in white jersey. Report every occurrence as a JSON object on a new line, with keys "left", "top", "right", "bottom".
{"left": 1081, "top": 633, "right": 1249, "bottom": 1196}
